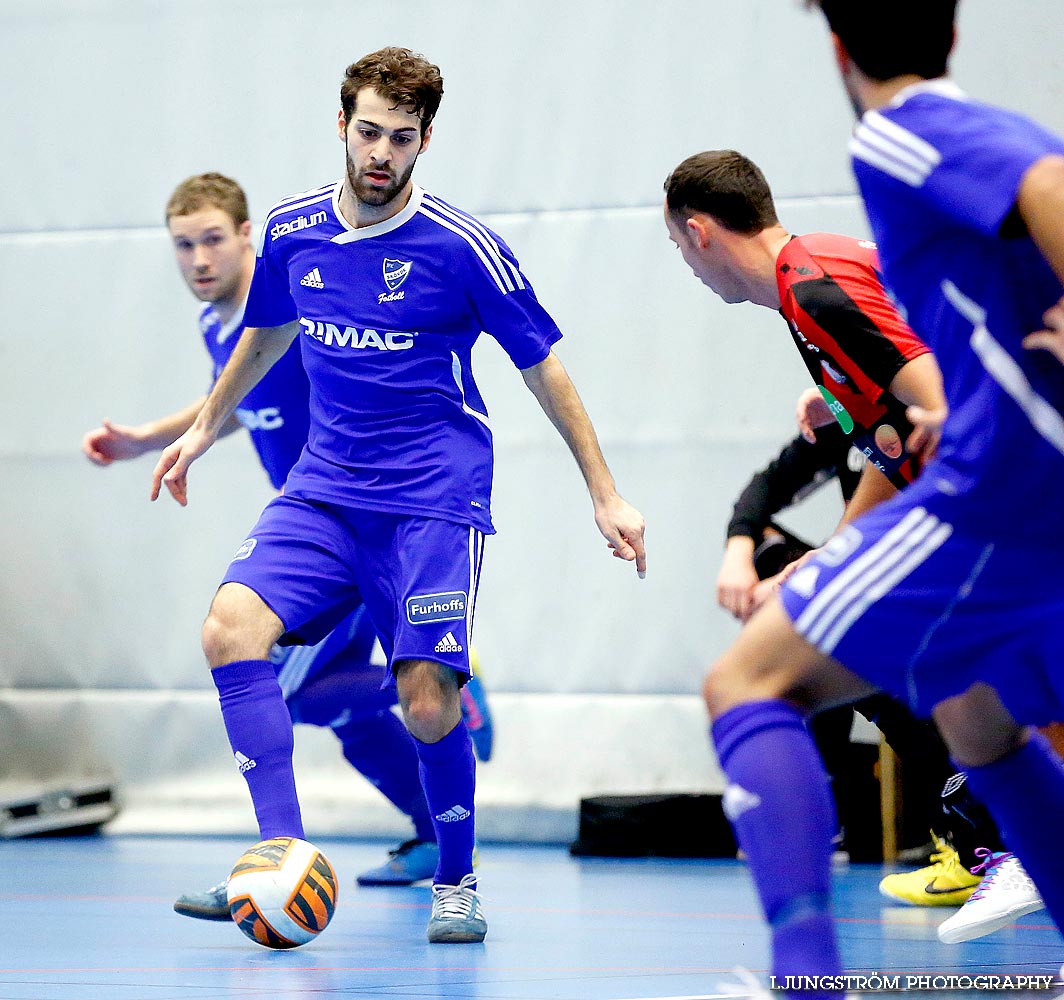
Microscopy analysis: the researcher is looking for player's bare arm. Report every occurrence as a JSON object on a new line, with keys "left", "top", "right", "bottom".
{"left": 151, "top": 321, "right": 300, "bottom": 505}
{"left": 83, "top": 398, "right": 245, "bottom": 467}
{"left": 1018, "top": 154, "right": 1064, "bottom": 364}
{"left": 886, "top": 351, "right": 947, "bottom": 458}
{"left": 837, "top": 461, "right": 895, "bottom": 525}
{"left": 520, "top": 350, "right": 647, "bottom": 577}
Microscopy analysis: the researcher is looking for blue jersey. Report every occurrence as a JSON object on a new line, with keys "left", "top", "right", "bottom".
{"left": 850, "top": 80, "right": 1064, "bottom": 538}
{"left": 199, "top": 301, "right": 311, "bottom": 490}
{"left": 243, "top": 182, "right": 562, "bottom": 533}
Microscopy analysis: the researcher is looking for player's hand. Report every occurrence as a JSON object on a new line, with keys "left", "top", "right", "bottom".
{"left": 747, "top": 549, "right": 819, "bottom": 615}
{"left": 81, "top": 419, "right": 149, "bottom": 466}
{"left": 1023, "top": 295, "right": 1064, "bottom": 364}
{"left": 905, "top": 404, "right": 947, "bottom": 460}
{"left": 150, "top": 425, "right": 216, "bottom": 506}
{"left": 749, "top": 576, "right": 779, "bottom": 616}
{"left": 595, "top": 493, "right": 647, "bottom": 579}
{"left": 716, "top": 540, "right": 759, "bottom": 621}
{"left": 796, "top": 387, "right": 833, "bottom": 443}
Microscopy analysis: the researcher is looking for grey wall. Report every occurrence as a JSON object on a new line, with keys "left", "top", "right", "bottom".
{"left": 2, "top": 1, "right": 1062, "bottom": 839}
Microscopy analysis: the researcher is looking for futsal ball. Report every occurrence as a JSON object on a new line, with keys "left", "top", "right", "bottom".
{"left": 227, "top": 837, "right": 338, "bottom": 949}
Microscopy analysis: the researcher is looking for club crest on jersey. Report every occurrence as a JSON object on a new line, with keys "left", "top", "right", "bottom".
{"left": 383, "top": 258, "right": 413, "bottom": 291}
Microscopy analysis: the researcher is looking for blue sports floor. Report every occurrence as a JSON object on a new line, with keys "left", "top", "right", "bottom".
{"left": 1, "top": 835, "right": 1060, "bottom": 999}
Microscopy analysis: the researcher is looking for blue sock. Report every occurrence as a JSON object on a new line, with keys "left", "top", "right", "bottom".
{"left": 334, "top": 710, "right": 436, "bottom": 843}
{"left": 212, "top": 659, "right": 304, "bottom": 841}
{"left": 413, "top": 722, "right": 476, "bottom": 885}
{"left": 712, "top": 701, "right": 841, "bottom": 996}
{"left": 964, "top": 731, "right": 1064, "bottom": 933}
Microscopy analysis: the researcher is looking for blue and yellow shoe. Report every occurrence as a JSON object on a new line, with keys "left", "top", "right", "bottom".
{"left": 879, "top": 834, "right": 980, "bottom": 907}
{"left": 356, "top": 838, "right": 440, "bottom": 886}
{"left": 461, "top": 647, "right": 494, "bottom": 762}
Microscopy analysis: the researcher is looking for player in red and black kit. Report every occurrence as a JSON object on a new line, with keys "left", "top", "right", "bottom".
{"left": 778, "top": 233, "right": 924, "bottom": 490}
{"left": 666, "top": 149, "right": 1002, "bottom": 907}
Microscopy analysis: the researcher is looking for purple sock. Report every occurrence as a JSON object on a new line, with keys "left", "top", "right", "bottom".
{"left": 212, "top": 659, "right": 304, "bottom": 840}
{"left": 964, "top": 731, "right": 1064, "bottom": 933}
{"left": 712, "top": 701, "right": 841, "bottom": 997}
{"left": 335, "top": 711, "right": 436, "bottom": 843}
{"left": 413, "top": 722, "right": 476, "bottom": 885}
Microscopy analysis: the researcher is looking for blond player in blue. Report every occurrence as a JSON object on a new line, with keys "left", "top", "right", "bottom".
{"left": 150, "top": 48, "right": 646, "bottom": 944}
{"left": 699, "top": 1, "right": 1064, "bottom": 992}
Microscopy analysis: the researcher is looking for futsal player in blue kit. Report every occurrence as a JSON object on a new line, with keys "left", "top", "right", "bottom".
{"left": 701, "top": 1, "right": 1064, "bottom": 990}
{"left": 150, "top": 49, "right": 647, "bottom": 943}
{"left": 83, "top": 173, "right": 495, "bottom": 915}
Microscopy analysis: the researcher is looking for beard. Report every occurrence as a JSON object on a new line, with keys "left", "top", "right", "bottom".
{"left": 345, "top": 151, "right": 418, "bottom": 207}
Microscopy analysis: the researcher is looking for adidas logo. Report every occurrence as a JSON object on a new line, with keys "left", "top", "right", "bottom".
{"left": 434, "top": 631, "right": 463, "bottom": 653}
{"left": 435, "top": 805, "right": 471, "bottom": 823}
{"left": 722, "top": 783, "right": 761, "bottom": 822}
{"left": 300, "top": 267, "right": 324, "bottom": 289}
{"left": 234, "top": 751, "right": 257, "bottom": 774}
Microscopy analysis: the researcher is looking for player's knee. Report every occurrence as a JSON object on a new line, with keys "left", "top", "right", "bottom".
{"left": 201, "top": 589, "right": 277, "bottom": 668}
{"left": 201, "top": 610, "right": 241, "bottom": 667}
{"left": 395, "top": 660, "right": 460, "bottom": 742}
{"left": 703, "top": 653, "right": 746, "bottom": 720}
{"left": 933, "top": 684, "right": 1025, "bottom": 767}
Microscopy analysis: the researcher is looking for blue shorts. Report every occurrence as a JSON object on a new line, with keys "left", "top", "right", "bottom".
{"left": 779, "top": 477, "right": 1064, "bottom": 724}
{"left": 221, "top": 496, "right": 485, "bottom": 681}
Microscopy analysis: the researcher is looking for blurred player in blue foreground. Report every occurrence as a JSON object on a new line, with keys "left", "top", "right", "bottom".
{"left": 701, "top": 1, "right": 1064, "bottom": 991}
{"left": 82, "top": 174, "right": 495, "bottom": 918}
{"left": 149, "top": 50, "right": 646, "bottom": 944}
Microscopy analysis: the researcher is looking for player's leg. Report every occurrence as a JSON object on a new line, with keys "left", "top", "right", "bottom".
{"left": 178, "top": 497, "right": 363, "bottom": 916}
{"left": 460, "top": 645, "right": 494, "bottom": 762}
{"left": 355, "top": 512, "right": 486, "bottom": 943}
{"left": 202, "top": 581, "right": 302, "bottom": 841}
{"left": 284, "top": 641, "right": 440, "bottom": 885}
{"left": 706, "top": 599, "right": 877, "bottom": 997}
{"left": 173, "top": 581, "right": 293, "bottom": 922}
{"left": 862, "top": 696, "right": 988, "bottom": 906}
{"left": 933, "top": 685, "right": 1063, "bottom": 943}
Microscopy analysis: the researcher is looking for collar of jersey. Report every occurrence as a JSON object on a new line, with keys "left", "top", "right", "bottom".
{"left": 888, "top": 77, "right": 967, "bottom": 109}
{"left": 331, "top": 183, "right": 425, "bottom": 244}
{"left": 214, "top": 292, "right": 249, "bottom": 345}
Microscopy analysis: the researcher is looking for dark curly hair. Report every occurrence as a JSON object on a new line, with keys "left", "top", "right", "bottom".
{"left": 340, "top": 47, "right": 444, "bottom": 135}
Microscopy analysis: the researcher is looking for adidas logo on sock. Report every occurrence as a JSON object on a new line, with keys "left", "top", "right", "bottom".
{"left": 435, "top": 805, "right": 471, "bottom": 823}
{"left": 722, "top": 783, "right": 761, "bottom": 821}
{"left": 234, "top": 751, "right": 257, "bottom": 774}
{"left": 300, "top": 267, "right": 324, "bottom": 288}
{"left": 434, "top": 631, "right": 463, "bottom": 653}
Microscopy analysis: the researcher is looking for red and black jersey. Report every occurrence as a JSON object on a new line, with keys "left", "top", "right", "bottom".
{"left": 776, "top": 233, "right": 930, "bottom": 489}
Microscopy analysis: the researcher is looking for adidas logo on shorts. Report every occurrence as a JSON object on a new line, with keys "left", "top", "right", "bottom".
{"left": 434, "top": 631, "right": 463, "bottom": 653}
{"left": 234, "top": 751, "right": 257, "bottom": 774}
{"left": 435, "top": 805, "right": 471, "bottom": 823}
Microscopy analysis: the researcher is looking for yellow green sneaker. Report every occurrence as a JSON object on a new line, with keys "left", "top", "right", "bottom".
{"left": 879, "top": 835, "right": 981, "bottom": 907}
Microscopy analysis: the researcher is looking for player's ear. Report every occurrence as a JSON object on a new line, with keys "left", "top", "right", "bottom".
{"left": 419, "top": 122, "right": 433, "bottom": 153}
{"left": 239, "top": 219, "right": 252, "bottom": 242}
{"left": 336, "top": 108, "right": 347, "bottom": 141}
{"left": 686, "top": 214, "right": 712, "bottom": 249}
{"left": 830, "top": 32, "right": 850, "bottom": 76}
